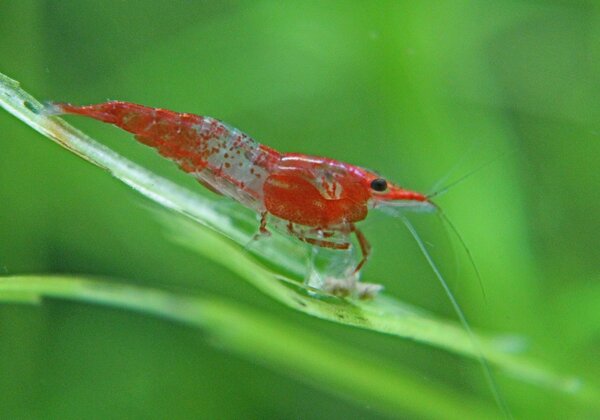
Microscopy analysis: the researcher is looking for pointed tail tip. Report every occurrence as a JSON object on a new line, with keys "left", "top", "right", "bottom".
{"left": 39, "top": 102, "right": 118, "bottom": 124}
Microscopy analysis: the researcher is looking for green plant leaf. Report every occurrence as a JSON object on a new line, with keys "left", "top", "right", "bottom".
{"left": 0, "top": 71, "right": 596, "bottom": 408}
{"left": 0, "top": 274, "right": 496, "bottom": 420}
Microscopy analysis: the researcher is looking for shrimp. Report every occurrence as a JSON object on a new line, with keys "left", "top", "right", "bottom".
{"left": 52, "top": 102, "right": 434, "bottom": 294}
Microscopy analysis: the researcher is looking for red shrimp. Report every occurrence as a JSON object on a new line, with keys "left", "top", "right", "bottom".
{"left": 53, "top": 101, "right": 434, "bottom": 277}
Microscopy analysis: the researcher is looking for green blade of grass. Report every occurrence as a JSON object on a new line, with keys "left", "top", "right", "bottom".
{"left": 0, "top": 274, "right": 497, "bottom": 420}
{"left": 0, "top": 72, "right": 596, "bottom": 406}
{"left": 161, "top": 212, "right": 595, "bottom": 404}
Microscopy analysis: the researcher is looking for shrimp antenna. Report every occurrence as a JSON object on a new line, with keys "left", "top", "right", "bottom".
{"left": 428, "top": 141, "right": 480, "bottom": 195}
{"left": 435, "top": 207, "right": 487, "bottom": 303}
{"left": 397, "top": 214, "right": 511, "bottom": 418}
{"left": 427, "top": 149, "right": 516, "bottom": 200}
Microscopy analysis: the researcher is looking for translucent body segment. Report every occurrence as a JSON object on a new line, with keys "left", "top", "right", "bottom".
{"left": 191, "top": 122, "right": 274, "bottom": 209}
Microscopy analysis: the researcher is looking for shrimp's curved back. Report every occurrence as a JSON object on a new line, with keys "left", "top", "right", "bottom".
{"left": 55, "top": 101, "right": 281, "bottom": 210}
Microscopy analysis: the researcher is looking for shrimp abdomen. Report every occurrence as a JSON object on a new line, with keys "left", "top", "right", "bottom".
{"left": 54, "top": 101, "right": 280, "bottom": 210}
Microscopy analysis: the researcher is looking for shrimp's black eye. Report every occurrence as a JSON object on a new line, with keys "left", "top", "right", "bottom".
{"left": 370, "top": 178, "right": 388, "bottom": 192}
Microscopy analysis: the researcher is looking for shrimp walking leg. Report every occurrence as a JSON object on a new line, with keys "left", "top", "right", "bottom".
{"left": 351, "top": 224, "right": 371, "bottom": 274}
{"left": 246, "top": 212, "right": 271, "bottom": 249}
{"left": 258, "top": 211, "right": 270, "bottom": 236}
{"left": 322, "top": 225, "right": 381, "bottom": 300}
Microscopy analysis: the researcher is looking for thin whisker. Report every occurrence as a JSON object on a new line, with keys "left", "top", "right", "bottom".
{"left": 428, "top": 142, "right": 478, "bottom": 195}
{"left": 436, "top": 209, "right": 487, "bottom": 303}
{"left": 427, "top": 149, "right": 516, "bottom": 200}
{"left": 397, "top": 214, "right": 511, "bottom": 418}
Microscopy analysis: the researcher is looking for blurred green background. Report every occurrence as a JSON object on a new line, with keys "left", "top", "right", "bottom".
{"left": 1, "top": 1, "right": 599, "bottom": 418}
